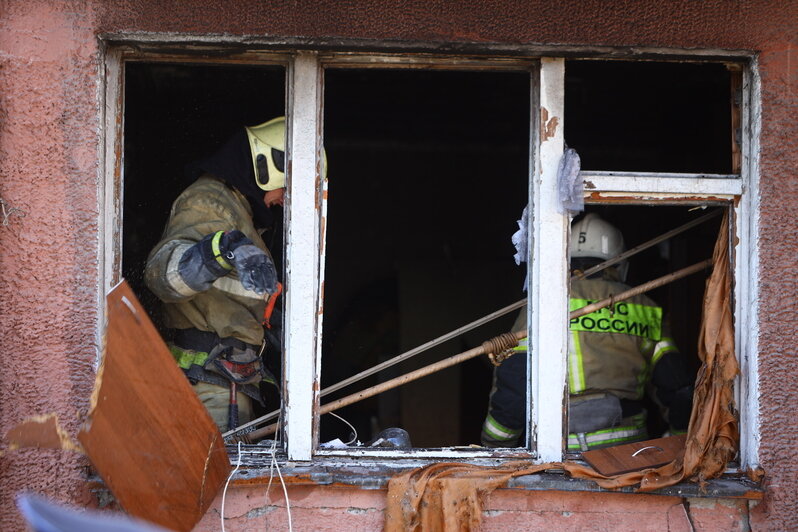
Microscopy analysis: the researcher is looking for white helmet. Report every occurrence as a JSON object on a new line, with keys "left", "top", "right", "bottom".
{"left": 570, "top": 213, "right": 627, "bottom": 279}
{"left": 246, "top": 116, "right": 287, "bottom": 192}
{"left": 245, "top": 116, "right": 328, "bottom": 192}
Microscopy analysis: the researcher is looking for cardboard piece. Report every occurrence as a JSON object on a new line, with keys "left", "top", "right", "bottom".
{"left": 78, "top": 281, "right": 231, "bottom": 532}
{"left": 581, "top": 434, "right": 687, "bottom": 477}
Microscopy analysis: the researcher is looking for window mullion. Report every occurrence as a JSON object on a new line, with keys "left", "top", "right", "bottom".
{"left": 285, "top": 52, "right": 322, "bottom": 461}
{"left": 531, "top": 58, "right": 569, "bottom": 462}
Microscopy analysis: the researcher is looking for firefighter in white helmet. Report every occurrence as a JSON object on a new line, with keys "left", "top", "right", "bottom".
{"left": 481, "top": 213, "right": 694, "bottom": 450}
{"left": 145, "top": 116, "right": 324, "bottom": 432}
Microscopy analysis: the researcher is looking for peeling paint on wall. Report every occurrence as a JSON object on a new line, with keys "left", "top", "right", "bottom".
{"left": 540, "top": 107, "right": 560, "bottom": 141}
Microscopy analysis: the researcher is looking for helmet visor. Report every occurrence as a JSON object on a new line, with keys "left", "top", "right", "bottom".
{"left": 255, "top": 148, "right": 286, "bottom": 189}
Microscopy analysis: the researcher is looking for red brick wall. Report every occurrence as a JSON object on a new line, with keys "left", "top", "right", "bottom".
{"left": 1, "top": 1, "right": 794, "bottom": 530}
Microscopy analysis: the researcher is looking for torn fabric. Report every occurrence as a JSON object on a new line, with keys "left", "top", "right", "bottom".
{"left": 511, "top": 204, "right": 529, "bottom": 291}
{"left": 386, "top": 212, "right": 743, "bottom": 531}
{"left": 557, "top": 147, "right": 583, "bottom": 215}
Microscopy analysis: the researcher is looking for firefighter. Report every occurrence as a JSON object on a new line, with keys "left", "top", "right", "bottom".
{"left": 145, "top": 117, "right": 291, "bottom": 432}
{"left": 481, "top": 213, "right": 694, "bottom": 450}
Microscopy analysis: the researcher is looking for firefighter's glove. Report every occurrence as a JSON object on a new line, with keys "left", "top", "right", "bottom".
{"left": 228, "top": 242, "right": 278, "bottom": 295}
{"left": 178, "top": 230, "right": 277, "bottom": 295}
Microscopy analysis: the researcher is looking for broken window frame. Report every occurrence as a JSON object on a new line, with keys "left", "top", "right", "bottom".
{"left": 101, "top": 45, "right": 760, "bottom": 469}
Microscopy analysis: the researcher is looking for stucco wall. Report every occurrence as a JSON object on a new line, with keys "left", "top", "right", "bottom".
{"left": 0, "top": 1, "right": 795, "bottom": 530}
{"left": 94, "top": 0, "right": 793, "bottom": 51}
{"left": 0, "top": 1, "right": 102, "bottom": 528}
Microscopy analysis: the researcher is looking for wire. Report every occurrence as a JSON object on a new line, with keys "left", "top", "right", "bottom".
{"left": 265, "top": 408, "right": 292, "bottom": 532}
{"left": 327, "top": 411, "right": 358, "bottom": 445}
{"left": 221, "top": 405, "right": 292, "bottom": 531}
{"left": 220, "top": 441, "right": 243, "bottom": 532}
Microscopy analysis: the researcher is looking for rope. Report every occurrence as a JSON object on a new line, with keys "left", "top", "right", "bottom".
{"left": 482, "top": 332, "right": 520, "bottom": 367}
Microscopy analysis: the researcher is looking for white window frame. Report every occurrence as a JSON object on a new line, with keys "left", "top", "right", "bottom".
{"left": 102, "top": 45, "right": 760, "bottom": 469}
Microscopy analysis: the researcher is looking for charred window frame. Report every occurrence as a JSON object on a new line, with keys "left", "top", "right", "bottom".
{"left": 103, "top": 48, "right": 759, "bottom": 468}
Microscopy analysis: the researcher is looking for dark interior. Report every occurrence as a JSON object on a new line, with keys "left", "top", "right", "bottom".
{"left": 320, "top": 69, "right": 530, "bottom": 447}
{"left": 122, "top": 61, "right": 286, "bottom": 311}
{"left": 123, "top": 60, "right": 731, "bottom": 450}
{"left": 565, "top": 60, "right": 733, "bottom": 174}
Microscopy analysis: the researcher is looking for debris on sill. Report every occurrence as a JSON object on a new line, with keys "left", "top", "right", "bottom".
{"left": 320, "top": 427, "right": 413, "bottom": 450}
{"left": 319, "top": 438, "right": 349, "bottom": 449}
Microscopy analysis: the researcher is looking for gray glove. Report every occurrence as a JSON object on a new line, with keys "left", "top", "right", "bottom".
{"left": 227, "top": 242, "right": 278, "bottom": 295}
{"left": 178, "top": 230, "right": 277, "bottom": 295}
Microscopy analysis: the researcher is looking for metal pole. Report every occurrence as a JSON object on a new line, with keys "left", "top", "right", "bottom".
{"left": 570, "top": 259, "right": 713, "bottom": 319}
{"left": 225, "top": 210, "right": 721, "bottom": 441}
{"left": 223, "top": 298, "right": 527, "bottom": 439}
{"left": 573, "top": 210, "right": 720, "bottom": 280}
{"left": 240, "top": 258, "right": 714, "bottom": 441}
{"left": 242, "top": 330, "right": 528, "bottom": 442}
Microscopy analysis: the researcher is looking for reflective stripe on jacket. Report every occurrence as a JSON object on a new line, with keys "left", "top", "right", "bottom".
{"left": 482, "top": 275, "right": 675, "bottom": 449}
{"left": 144, "top": 175, "right": 271, "bottom": 346}
{"left": 567, "top": 278, "right": 663, "bottom": 401}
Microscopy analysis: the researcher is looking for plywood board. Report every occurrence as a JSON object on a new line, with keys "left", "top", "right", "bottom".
{"left": 581, "top": 434, "right": 687, "bottom": 477}
{"left": 78, "top": 281, "right": 230, "bottom": 532}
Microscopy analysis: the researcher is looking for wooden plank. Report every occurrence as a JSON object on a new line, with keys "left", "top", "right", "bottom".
{"left": 581, "top": 434, "right": 687, "bottom": 477}
{"left": 78, "top": 281, "right": 230, "bottom": 532}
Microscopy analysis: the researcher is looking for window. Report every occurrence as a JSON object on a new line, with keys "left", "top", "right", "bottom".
{"left": 320, "top": 66, "right": 530, "bottom": 449}
{"left": 110, "top": 49, "right": 758, "bottom": 467}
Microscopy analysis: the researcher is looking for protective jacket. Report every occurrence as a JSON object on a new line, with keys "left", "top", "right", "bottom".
{"left": 145, "top": 174, "right": 273, "bottom": 399}
{"left": 482, "top": 274, "right": 690, "bottom": 451}
{"left": 567, "top": 277, "right": 670, "bottom": 400}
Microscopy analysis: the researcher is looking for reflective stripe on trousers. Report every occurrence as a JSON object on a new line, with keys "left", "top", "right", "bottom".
{"left": 567, "top": 413, "right": 647, "bottom": 451}
{"left": 482, "top": 413, "right": 522, "bottom": 444}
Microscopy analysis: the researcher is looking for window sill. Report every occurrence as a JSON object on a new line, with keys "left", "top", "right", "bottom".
{"left": 228, "top": 449, "right": 763, "bottom": 500}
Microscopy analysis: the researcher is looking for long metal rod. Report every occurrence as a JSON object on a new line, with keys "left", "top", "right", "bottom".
{"left": 322, "top": 300, "right": 528, "bottom": 398}
{"left": 223, "top": 298, "right": 528, "bottom": 439}
{"left": 571, "top": 259, "right": 713, "bottom": 319}
{"left": 242, "top": 329, "right": 529, "bottom": 442}
{"left": 574, "top": 209, "right": 721, "bottom": 280}
{"left": 240, "top": 258, "right": 714, "bottom": 441}
{"left": 223, "top": 211, "right": 721, "bottom": 440}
